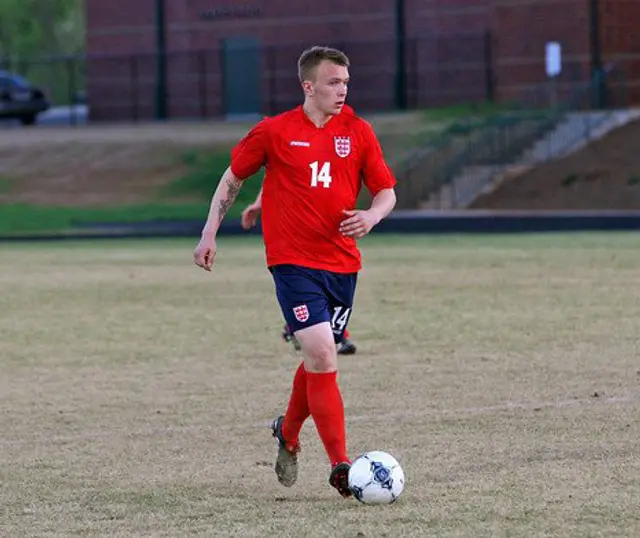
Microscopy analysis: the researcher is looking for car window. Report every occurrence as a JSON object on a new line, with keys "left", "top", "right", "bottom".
{"left": 0, "top": 74, "right": 29, "bottom": 89}
{"left": 10, "top": 74, "right": 30, "bottom": 88}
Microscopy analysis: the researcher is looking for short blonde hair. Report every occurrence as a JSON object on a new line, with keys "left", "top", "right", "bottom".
{"left": 297, "top": 46, "right": 350, "bottom": 82}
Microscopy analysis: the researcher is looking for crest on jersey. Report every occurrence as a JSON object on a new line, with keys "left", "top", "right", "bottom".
{"left": 334, "top": 136, "right": 351, "bottom": 158}
{"left": 293, "top": 304, "right": 309, "bottom": 322}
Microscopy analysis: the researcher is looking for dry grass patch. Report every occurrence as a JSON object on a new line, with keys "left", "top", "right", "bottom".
{"left": 1, "top": 234, "right": 639, "bottom": 537}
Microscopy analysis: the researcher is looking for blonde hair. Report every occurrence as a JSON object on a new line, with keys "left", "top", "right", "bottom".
{"left": 297, "top": 46, "right": 350, "bottom": 82}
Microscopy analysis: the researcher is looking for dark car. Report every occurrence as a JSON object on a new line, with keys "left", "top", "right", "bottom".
{"left": 0, "top": 71, "right": 50, "bottom": 125}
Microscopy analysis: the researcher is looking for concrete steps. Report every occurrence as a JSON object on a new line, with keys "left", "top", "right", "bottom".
{"left": 424, "top": 109, "right": 640, "bottom": 209}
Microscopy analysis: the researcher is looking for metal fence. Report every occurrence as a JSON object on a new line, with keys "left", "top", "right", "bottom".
{"left": 1, "top": 36, "right": 634, "bottom": 127}
{"left": 84, "top": 35, "right": 492, "bottom": 122}
{"left": 1, "top": 34, "right": 492, "bottom": 123}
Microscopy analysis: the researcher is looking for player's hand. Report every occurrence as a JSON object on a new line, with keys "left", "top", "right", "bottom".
{"left": 339, "top": 209, "right": 378, "bottom": 239}
{"left": 240, "top": 202, "right": 261, "bottom": 230}
{"left": 193, "top": 235, "right": 217, "bottom": 272}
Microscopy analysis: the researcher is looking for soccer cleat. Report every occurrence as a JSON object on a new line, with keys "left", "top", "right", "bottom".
{"left": 271, "top": 415, "right": 300, "bottom": 487}
{"left": 329, "top": 462, "right": 353, "bottom": 498}
{"left": 337, "top": 337, "right": 357, "bottom": 355}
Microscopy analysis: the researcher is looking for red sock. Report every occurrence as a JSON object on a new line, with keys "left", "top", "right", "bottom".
{"left": 344, "top": 329, "right": 351, "bottom": 339}
{"left": 306, "top": 371, "right": 348, "bottom": 466}
{"left": 282, "top": 362, "right": 309, "bottom": 449}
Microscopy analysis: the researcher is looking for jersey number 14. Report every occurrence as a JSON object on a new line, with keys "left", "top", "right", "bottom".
{"left": 309, "top": 161, "right": 332, "bottom": 188}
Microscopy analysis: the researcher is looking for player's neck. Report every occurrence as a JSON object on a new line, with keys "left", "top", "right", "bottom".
{"left": 302, "top": 102, "right": 333, "bottom": 128}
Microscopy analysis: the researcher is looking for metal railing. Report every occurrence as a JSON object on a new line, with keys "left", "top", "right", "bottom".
{"left": 394, "top": 67, "right": 631, "bottom": 210}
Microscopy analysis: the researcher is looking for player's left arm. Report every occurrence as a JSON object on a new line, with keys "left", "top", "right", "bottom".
{"left": 240, "top": 184, "right": 263, "bottom": 230}
{"left": 340, "top": 123, "right": 397, "bottom": 239}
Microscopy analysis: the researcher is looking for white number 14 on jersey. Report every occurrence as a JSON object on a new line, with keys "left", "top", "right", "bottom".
{"left": 309, "top": 161, "right": 332, "bottom": 188}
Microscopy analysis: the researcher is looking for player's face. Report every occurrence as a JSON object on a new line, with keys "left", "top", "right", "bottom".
{"left": 305, "top": 60, "right": 349, "bottom": 116}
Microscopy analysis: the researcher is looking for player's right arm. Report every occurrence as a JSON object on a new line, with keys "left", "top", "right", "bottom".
{"left": 193, "top": 119, "right": 270, "bottom": 271}
{"left": 193, "top": 167, "right": 244, "bottom": 271}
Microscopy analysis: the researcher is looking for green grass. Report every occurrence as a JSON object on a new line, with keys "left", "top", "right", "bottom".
{"left": 0, "top": 148, "right": 268, "bottom": 235}
{"left": 421, "top": 101, "right": 512, "bottom": 122}
{"left": 410, "top": 101, "right": 551, "bottom": 151}
{"left": 158, "top": 149, "right": 263, "bottom": 207}
{"left": 0, "top": 203, "right": 211, "bottom": 235}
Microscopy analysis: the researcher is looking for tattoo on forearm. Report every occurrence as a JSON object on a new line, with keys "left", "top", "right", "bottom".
{"left": 218, "top": 177, "right": 241, "bottom": 224}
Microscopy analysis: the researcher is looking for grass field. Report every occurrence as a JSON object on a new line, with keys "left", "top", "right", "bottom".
{"left": 1, "top": 234, "right": 639, "bottom": 537}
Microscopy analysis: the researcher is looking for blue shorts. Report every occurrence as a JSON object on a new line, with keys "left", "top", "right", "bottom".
{"left": 270, "top": 264, "right": 357, "bottom": 343}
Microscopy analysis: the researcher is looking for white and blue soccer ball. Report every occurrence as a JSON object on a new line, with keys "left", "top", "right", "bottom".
{"left": 348, "top": 451, "right": 405, "bottom": 504}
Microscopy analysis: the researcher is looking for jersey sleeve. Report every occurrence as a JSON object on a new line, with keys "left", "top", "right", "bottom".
{"left": 230, "top": 118, "right": 270, "bottom": 180}
{"left": 360, "top": 121, "right": 397, "bottom": 195}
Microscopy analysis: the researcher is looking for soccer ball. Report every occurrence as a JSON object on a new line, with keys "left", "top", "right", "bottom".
{"left": 348, "top": 451, "right": 405, "bottom": 504}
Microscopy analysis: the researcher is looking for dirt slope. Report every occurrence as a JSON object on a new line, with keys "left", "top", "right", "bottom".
{"left": 0, "top": 113, "right": 428, "bottom": 207}
{"left": 471, "top": 119, "right": 640, "bottom": 210}
{"left": 0, "top": 123, "right": 250, "bottom": 206}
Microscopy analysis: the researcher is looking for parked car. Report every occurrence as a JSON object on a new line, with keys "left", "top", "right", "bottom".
{"left": 0, "top": 70, "right": 50, "bottom": 125}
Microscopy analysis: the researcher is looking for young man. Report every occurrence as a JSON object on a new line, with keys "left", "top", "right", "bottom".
{"left": 241, "top": 190, "right": 358, "bottom": 355}
{"left": 193, "top": 46, "right": 397, "bottom": 497}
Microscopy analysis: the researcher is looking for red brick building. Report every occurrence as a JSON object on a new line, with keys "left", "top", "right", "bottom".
{"left": 85, "top": 0, "right": 640, "bottom": 121}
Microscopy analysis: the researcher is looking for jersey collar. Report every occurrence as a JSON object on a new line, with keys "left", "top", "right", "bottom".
{"left": 298, "top": 104, "right": 354, "bottom": 129}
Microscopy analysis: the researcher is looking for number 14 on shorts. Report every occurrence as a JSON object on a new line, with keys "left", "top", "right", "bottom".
{"left": 331, "top": 306, "right": 351, "bottom": 332}
{"left": 309, "top": 161, "right": 332, "bottom": 188}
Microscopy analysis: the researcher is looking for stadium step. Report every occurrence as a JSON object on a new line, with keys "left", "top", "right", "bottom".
{"left": 424, "top": 109, "right": 640, "bottom": 210}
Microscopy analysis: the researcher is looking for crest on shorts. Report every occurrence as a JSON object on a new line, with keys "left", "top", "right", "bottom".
{"left": 334, "top": 136, "right": 351, "bottom": 158}
{"left": 293, "top": 304, "right": 309, "bottom": 322}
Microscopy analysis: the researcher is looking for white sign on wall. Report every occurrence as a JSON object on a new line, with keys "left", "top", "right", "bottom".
{"left": 545, "top": 42, "right": 562, "bottom": 78}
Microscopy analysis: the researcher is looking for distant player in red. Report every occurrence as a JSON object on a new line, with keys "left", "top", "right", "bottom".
{"left": 193, "top": 46, "right": 397, "bottom": 498}
{"left": 241, "top": 188, "right": 358, "bottom": 355}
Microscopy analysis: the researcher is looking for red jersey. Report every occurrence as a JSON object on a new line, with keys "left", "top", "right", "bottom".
{"left": 230, "top": 105, "right": 396, "bottom": 273}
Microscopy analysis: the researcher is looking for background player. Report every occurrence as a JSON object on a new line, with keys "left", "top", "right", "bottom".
{"left": 241, "top": 189, "right": 358, "bottom": 355}
{"left": 193, "top": 45, "right": 397, "bottom": 497}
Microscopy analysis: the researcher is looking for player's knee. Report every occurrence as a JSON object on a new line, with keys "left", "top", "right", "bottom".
{"left": 303, "top": 339, "right": 337, "bottom": 372}
{"left": 295, "top": 323, "right": 337, "bottom": 372}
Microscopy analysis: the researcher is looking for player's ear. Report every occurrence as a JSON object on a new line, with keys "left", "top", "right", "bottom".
{"left": 302, "top": 80, "right": 313, "bottom": 97}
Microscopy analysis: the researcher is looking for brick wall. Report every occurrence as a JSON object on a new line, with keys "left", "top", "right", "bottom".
{"left": 490, "top": 0, "right": 591, "bottom": 104}
{"left": 85, "top": 0, "right": 640, "bottom": 121}
{"left": 86, "top": 0, "right": 491, "bottom": 120}
{"left": 599, "top": 0, "right": 640, "bottom": 104}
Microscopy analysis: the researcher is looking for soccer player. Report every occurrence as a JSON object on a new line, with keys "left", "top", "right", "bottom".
{"left": 193, "top": 45, "right": 397, "bottom": 497}
{"left": 241, "top": 190, "right": 358, "bottom": 355}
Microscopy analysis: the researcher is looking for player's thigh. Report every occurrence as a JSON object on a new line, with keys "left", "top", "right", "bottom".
{"left": 325, "top": 272, "right": 358, "bottom": 342}
{"left": 270, "top": 264, "right": 337, "bottom": 371}
{"left": 270, "top": 264, "right": 332, "bottom": 334}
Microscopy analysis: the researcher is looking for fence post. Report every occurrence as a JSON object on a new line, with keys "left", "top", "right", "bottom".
{"left": 394, "top": 0, "right": 407, "bottom": 110}
{"left": 484, "top": 31, "right": 495, "bottom": 103}
{"left": 154, "top": 0, "right": 168, "bottom": 119}
{"left": 218, "top": 47, "right": 226, "bottom": 116}
{"left": 198, "top": 50, "right": 207, "bottom": 118}
{"left": 589, "top": 0, "right": 605, "bottom": 109}
{"left": 411, "top": 39, "right": 419, "bottom": 108}
{"left": 130, "top": 55, "right": 139, "bottom": 122}
{"left": 267, "top": 46, "right": 277, "bottom": 115}
{"left": 67, "top": 58, "right": 77, "bottom": 126}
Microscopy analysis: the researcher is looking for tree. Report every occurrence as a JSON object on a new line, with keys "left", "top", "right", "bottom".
{"left": 0, "top": 0, "right": 84, "bottom": 60}
{"left": 0, "top": 0, "right": 86, "bottom": 105}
